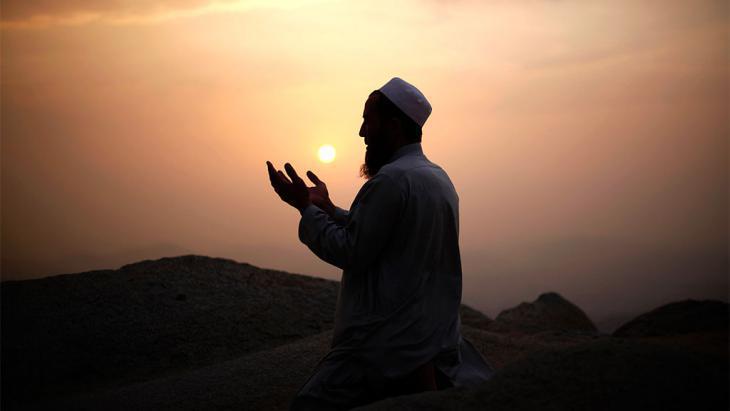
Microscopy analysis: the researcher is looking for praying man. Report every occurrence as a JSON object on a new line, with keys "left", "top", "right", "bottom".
{"left": 266, "top": 77, "right": 495, "bottom": 411}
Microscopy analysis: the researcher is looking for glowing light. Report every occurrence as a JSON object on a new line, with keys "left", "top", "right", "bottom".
{"left": 318, "top": 144, "right": 336, "bottom": 163}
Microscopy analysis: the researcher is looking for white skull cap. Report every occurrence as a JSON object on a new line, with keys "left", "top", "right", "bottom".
{"left": 378, "top": 77, "right": 432, "bottom": 128}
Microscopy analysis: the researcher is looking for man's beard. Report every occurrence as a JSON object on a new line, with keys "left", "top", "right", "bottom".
{"left": 359, "top": 142, "right": 394, "bottom": 180}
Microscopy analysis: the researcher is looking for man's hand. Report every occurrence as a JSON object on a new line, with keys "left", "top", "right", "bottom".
{"left": 306, "top": 170, "right": 336, "bottom": 216}
{"left": 266, "top": 161, "right": 311, "bottom": 212}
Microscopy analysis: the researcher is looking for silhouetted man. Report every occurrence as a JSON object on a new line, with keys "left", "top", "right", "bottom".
{"left": 267, "top": 77, "right": 495, "bottom": 410}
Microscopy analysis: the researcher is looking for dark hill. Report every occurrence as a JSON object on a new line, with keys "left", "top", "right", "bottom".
{"left": 487, "top": 291, "right": 598, "bottom": 334}
{"left": 1, "top": 255, "right": 339, "bottom": 407}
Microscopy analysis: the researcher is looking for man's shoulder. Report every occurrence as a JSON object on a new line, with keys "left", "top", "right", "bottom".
{"left": 378, "top": 156, "right": 458, "bottom": 202}
{"left": 379, "top": 154, "right": 448, "bottom": 182}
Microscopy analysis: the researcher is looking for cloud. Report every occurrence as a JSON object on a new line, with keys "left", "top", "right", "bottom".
{"left": 0, "top": 0, "right": 334, "bottom": 29}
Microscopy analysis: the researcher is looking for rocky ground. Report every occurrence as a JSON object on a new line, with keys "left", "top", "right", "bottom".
{"left": 2, "top": 255, "right": 727, "bottom": 410}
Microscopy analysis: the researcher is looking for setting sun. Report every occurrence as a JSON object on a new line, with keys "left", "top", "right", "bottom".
{"left": 317, "top": 144, "right": 336, "bottom": 163}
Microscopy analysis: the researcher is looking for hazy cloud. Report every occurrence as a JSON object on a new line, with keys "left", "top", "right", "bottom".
{"left": 1, "top": 0, "right": 212, "bottom": 20}
{"left": 0, "top": 0, "right": 334, "bottom": 29}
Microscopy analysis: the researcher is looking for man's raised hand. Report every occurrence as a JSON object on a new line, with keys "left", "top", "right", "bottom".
{"left": 266, "top": 161, "right": 311, "bottom": 212}
{"left": 306, "top": 170, "right": 336, "bottom": 216}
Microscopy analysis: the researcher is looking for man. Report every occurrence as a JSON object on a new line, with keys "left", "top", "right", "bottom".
{"left": 266, "top": 77, "right": 495, "bottom": 410}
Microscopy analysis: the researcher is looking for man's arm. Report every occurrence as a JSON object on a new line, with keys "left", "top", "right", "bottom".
{"left": 331, "top": 206, "right": 349, "bottom": 226}
{"left": 298, "top": 174, "right": 402, "bottom": 270}
{"left": 308, "top": 203, "right": 348, "bottom": 226}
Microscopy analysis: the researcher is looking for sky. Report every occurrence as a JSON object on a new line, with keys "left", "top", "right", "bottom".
{"left": 1, "top": 0, "right": 728, "bottom": 329}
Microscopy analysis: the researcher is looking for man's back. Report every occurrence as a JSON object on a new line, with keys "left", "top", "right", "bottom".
{"left": 328, "top": 143, "right": 463, "bottom": 373}
{"left": 373, "top": 141, "right": 461, "bottom": 322}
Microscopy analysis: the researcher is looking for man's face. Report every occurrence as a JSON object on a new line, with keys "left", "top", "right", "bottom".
{"left": 359, "top": 94, "right": 382, "bottom": 146}
{"left": 359, "top": 93, "right": 395, "bottom": 179}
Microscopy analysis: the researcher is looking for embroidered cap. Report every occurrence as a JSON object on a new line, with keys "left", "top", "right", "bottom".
{"left": 378, "top": 77, "right": 432, "bottom": 128}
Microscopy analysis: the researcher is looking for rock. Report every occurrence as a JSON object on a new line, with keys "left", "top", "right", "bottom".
{"left": 459, "top": 305, "right": 493, "bottom": 329}
{"left": 613, "top": 299, "right": 729, "bottom": 338}
{"left": 486, "top": 291, "right": 598, "bottom": 335}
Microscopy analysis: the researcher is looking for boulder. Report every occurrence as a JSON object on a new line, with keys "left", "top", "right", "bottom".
{"left": 459, "top": 304, "right": 493, "bottom": 329}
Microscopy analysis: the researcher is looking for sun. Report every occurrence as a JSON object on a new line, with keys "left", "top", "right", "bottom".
{"left": 317, "top": 144, "right": 336, "bottom": 163}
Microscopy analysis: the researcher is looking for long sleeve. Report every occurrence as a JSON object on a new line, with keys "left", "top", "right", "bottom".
{"left": 298, "top": 174, "right": 403, "bottom": 271}
{"left": 332, "top": 206, "right": 349, "bottom": 226}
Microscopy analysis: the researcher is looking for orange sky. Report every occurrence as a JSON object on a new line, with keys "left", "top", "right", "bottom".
{"left": 1, "top": 0, "right": 727, "bottom": 325}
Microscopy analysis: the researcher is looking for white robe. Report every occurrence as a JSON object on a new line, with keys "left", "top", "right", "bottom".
{"left": 294, "top": 142, "right": 495, "bottom": 408}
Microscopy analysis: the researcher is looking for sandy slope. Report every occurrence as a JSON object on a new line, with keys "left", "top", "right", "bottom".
{"left": 22, "top": 325, "right": 605, "bottom": 411}
{"left": 28, "top": 330, "right": 334, "bottom": 411}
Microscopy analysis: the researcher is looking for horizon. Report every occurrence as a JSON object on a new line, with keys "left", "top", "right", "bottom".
{"left": 0, "top": 251, "right": 725, "bottom": 334}
{"left": 2, "top": 0, "right": 728, "bottom": 329}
